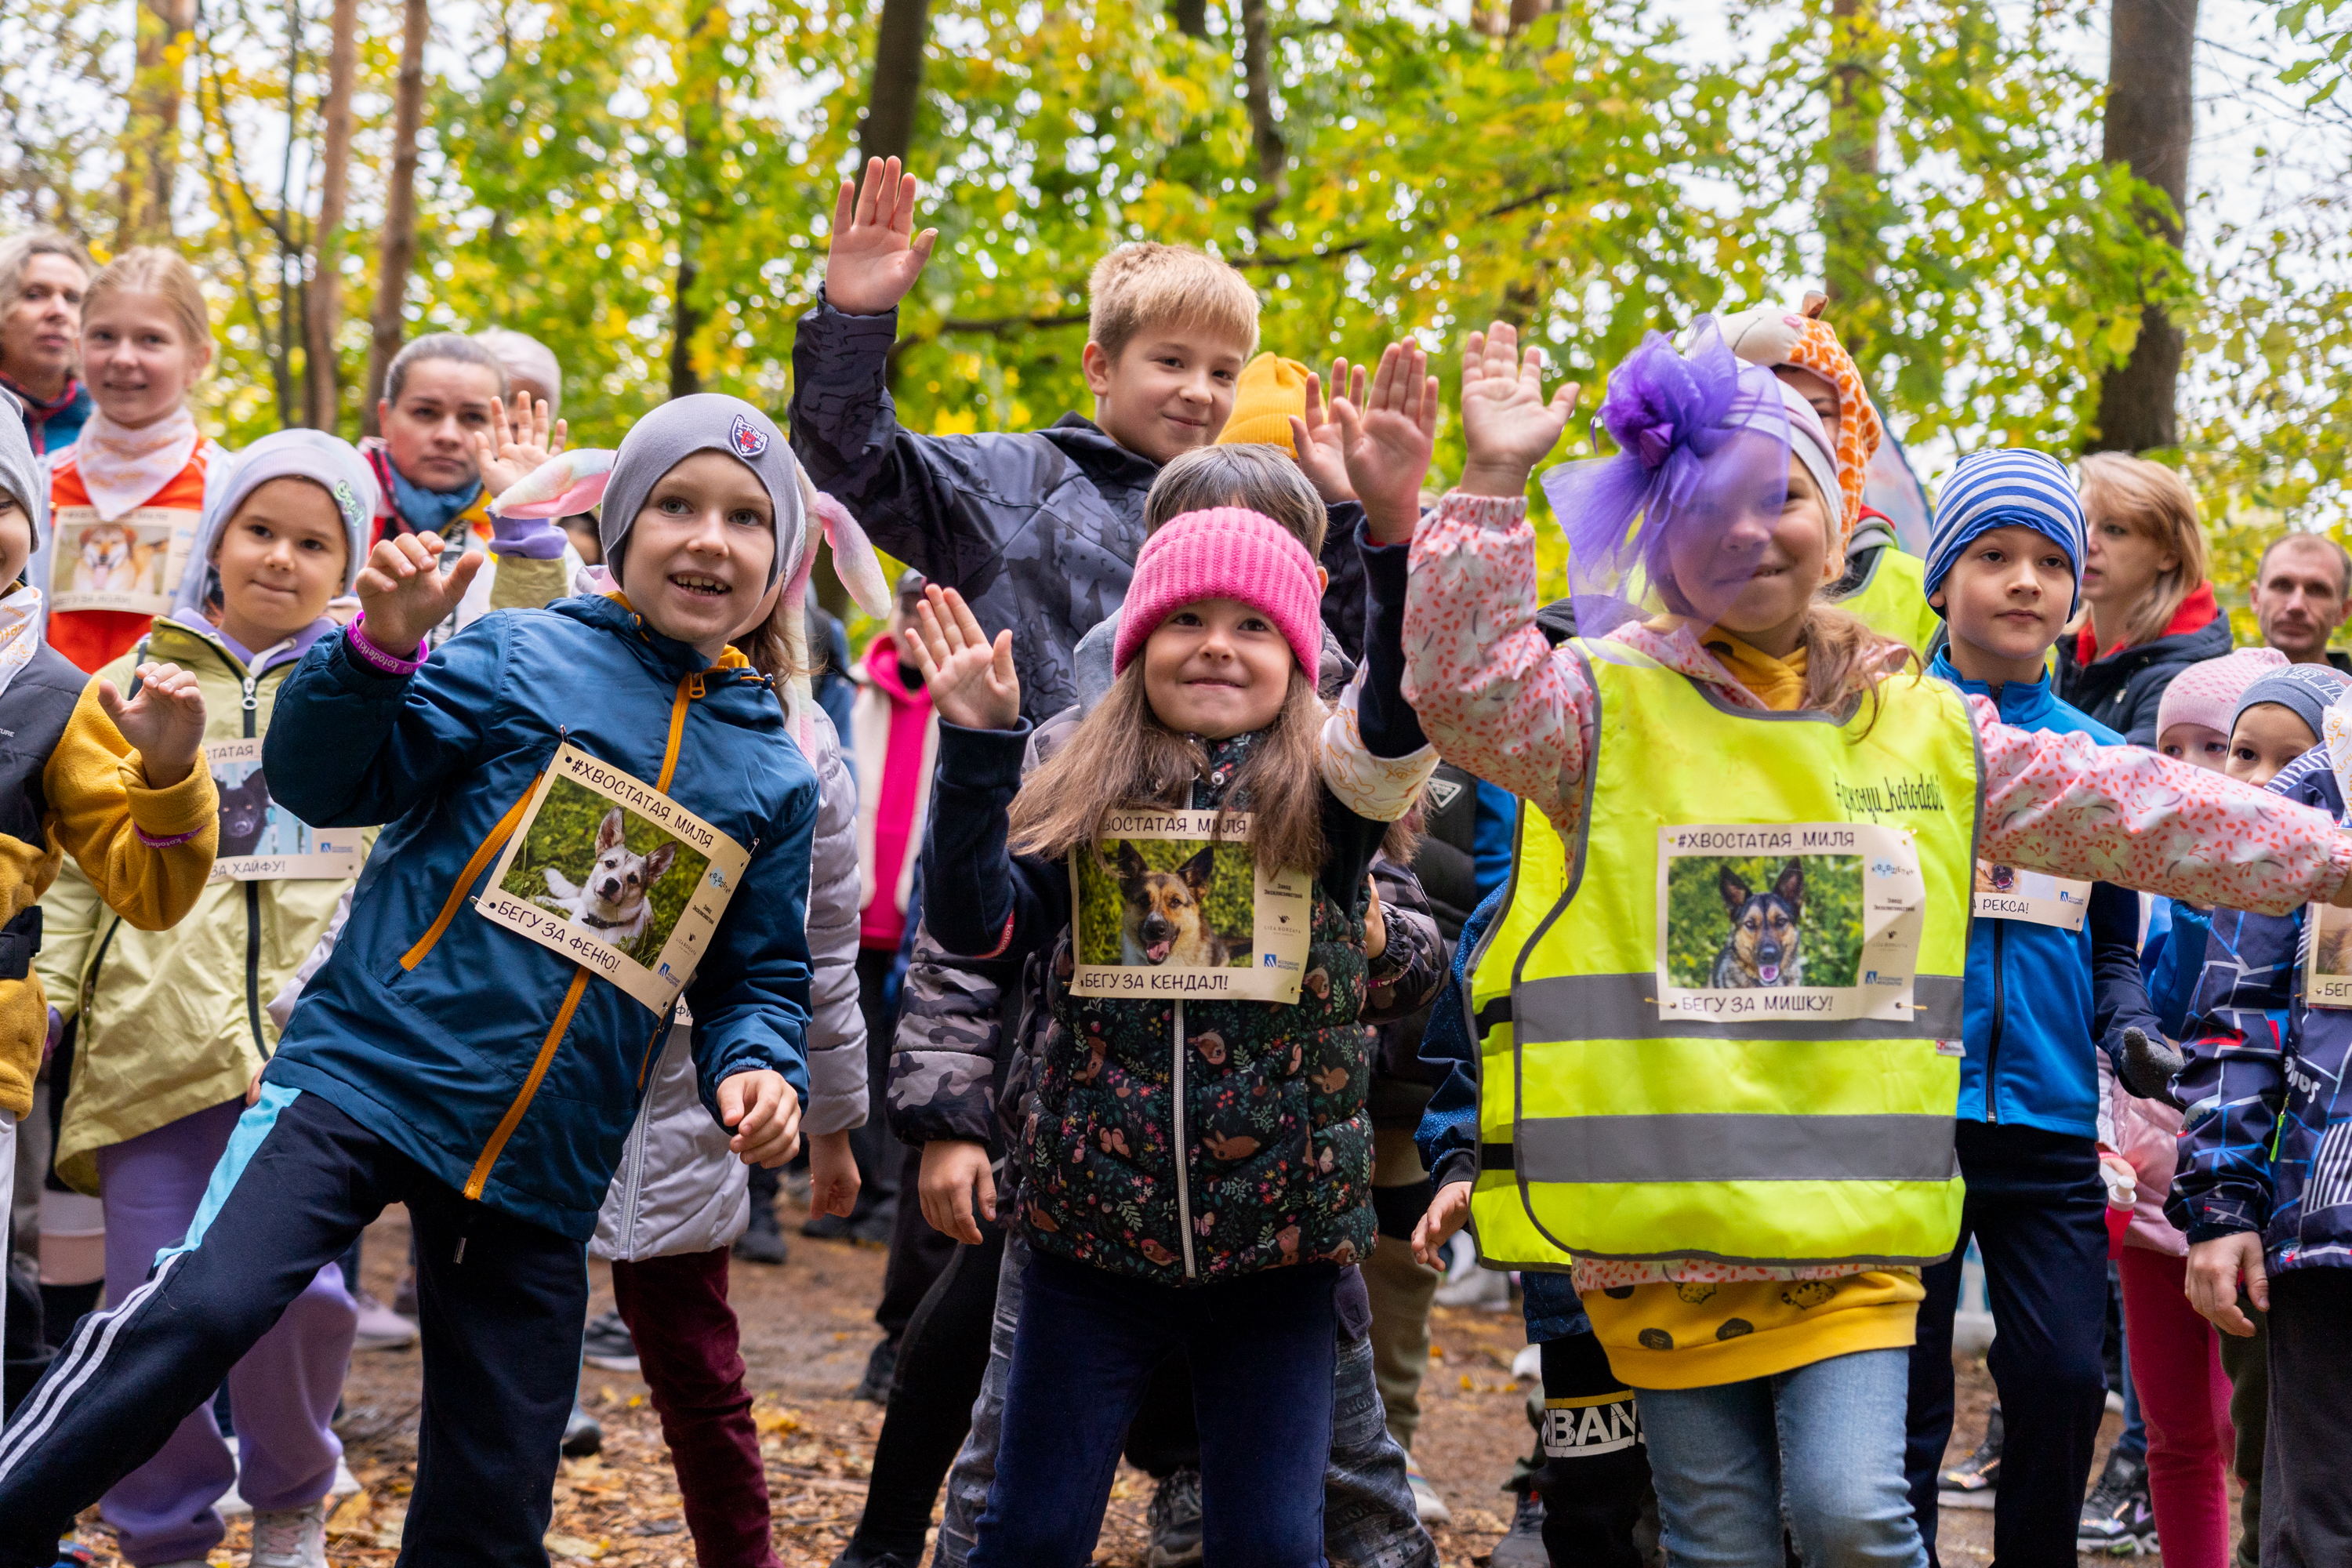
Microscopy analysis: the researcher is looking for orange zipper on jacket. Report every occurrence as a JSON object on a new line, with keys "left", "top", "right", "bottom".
{"left": 461, "top": 674, "right": 702, "bottom": 1200}
{"left": 401, "top": 774, "right": 545, "bottom": 971}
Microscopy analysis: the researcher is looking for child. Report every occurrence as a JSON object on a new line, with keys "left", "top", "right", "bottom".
{"left": 1401, "top": 319, "right": 2352, "bottom": 1566}
{"left": 1899, "top": 448, "right": 2166, "bottom": 1564}
{"left": 2226, "top": 663, "right": 2351, "bottom": 786}
{"left": 2157, "top": 649, "right": 2288, "bottom": 771}
{"left": 0, "top": 394, "right": 822, "bottom": 1566}
{"left": 33, "top": 429, "right": 379, "bottom": 1566}
{"left": 42, "top": 247, "right": 226, "bottom": 673}
{"left": 0, "top": 392, "right": 218, "bottom": 1419}
{"left": 2172, "top": 684, "right": 2352, "bottom": 1566}
{"left": 906, "top": 356, "right": 1439, "bottom": 1559}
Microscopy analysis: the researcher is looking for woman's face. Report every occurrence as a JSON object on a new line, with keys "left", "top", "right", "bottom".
{"left": 2078, "top": 504, "right": 2178, "bottom": 622}
{"left": 377, "top": 358, "right": 503, "bottom": 492}
{"left": 82, "top": 290, "right": 209, "bottom": 429}
{"left": 1, "top": 253, "right": 87, "bottom": 397}
{"left": 1658, "top": 448, "right": 1830, "bottom": 644}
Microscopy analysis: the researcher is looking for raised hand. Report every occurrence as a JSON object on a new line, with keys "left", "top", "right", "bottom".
{"left": 98, "top": 660, "right": 207, "bottom": 788}
{"left": 1330, "top": 341, "right": 1439, "bottom": 545}
{"left": 357, "top": 532, "right": 487, "bottom": 659}
{"left": 1288, "top": 360, "right": 1366, "bottom": 503}
{"left": 823, "top": 156, "right": 941, "bottom": 317}
{"left": 473, "top": 391, "right": 568, "bottom": 499}
{"left": 902, "top": 584, "right": 1020, "bottom": 731}
{"left": 1457, "top": 321, "right": 1579, "bottom": 499}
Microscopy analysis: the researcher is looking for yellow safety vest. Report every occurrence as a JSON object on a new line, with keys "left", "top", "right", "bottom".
{"left": 1834, "top": 545, "right": 1944, "bottom": 657}
{"left": 1468, "top": 641, "right": 1980, "bottom": 1271}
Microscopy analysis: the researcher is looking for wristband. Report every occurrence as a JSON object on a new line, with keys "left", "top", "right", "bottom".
{"left": 347, "top": 615, "right": 427, "bottom": 675}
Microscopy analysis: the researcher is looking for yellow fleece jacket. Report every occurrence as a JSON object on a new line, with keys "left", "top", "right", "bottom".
{"left": 1581, "top": 623, "right": 1922, "bottom": 1392}
{"left": 0, "top": 678, "right": 220, "bottom": 1117}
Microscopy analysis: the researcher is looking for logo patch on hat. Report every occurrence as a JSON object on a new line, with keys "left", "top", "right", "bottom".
{"left": 729, "top": 413, "right": 769, "bottom": 459}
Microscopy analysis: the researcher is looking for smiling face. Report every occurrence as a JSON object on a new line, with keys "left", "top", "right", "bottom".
{"left": 616, "top": 449, "right": 779, "bottom": 663}
{"left": 377, "top": 358, "right": 503, "bottom": 492}
{"left": 82, "top": 289, "right": 209, "bottom": 430}
{"left": 1139, "top": 597, "right": 1296, "bottom": 740}
{"left": 1657, "top": 448, "right": 1830, "bottom": 654}
{"left": 1083, "top": 325, "right": 1252, "bottom": 465}
{"left": 2227, "top": 703, "right": 2319, "bottom": 788}
{"left": 2158, "top": 720, "right": 2230, "bottom": 773}
{"left": 212, "top": 477, "right": 350, "bottom": 651}
{"left": 2, "top": 253, "right": 89, "bottom": 401}
{"left": 1931, "top": 523, "right": 2074, "bottom": 686}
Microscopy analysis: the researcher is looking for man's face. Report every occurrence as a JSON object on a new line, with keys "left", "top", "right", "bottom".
{"left": 2253, "top": 537, "right": 2350, "bottom": 663}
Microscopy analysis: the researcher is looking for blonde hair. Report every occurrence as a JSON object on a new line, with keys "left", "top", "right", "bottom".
{"left": 84, "top": 246, "right": 212, "bottom": 364}
{"left": 1087, "top": 244, "right": 1260, "bottom": 366}
{"left": 2078, "top": 452, "right": 2209, "bottom": 651}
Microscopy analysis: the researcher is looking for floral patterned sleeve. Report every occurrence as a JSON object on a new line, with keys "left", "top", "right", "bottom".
{"left": 1973, "top": 696, "right": 2352, "bottom": 916}
{"left": 1401, "top": 492, "right": 1594, "bottom": 829}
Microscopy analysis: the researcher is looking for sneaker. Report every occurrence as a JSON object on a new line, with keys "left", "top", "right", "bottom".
{"left": 2078, "top": 1447, "right": 2158, "bottom": 1555}
{"left": 1405, "top": 1458, "right": 1452, "bottom": 1526}
{"left": 733, "top": 1202, "right": 788, "bottom": 1265}
{"left": 350, "top": 1290, "right": 418, "bottom": 1352}
{"left": 248, "top": 1500, "right": 328, "bottom": 1568}
{"left": 851, "top": 1336, "right": 897, "bottom": 1404}
{"left": 1938, "top": 1403, "right": 2002, "bottom": 1510}
{"left": 561, "top": 1403, "right": 602, "bottom": 1457}
{"left": 1433, "top": 1265, "right": 1512, "bottom": 1310}
{"left": 1144, "top": 1468, "right": 1203, "bottom": 1568}
{"left": 581, "top": 1311, "right": 640, "bottom": 1373}
{"left": 801, "top": 1210, "right": 855, "bottom": 1241}
{"left": 1488, "top": 1486, "right": 1548, "bottom": 1568}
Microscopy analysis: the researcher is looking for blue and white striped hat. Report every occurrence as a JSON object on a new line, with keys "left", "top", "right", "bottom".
{"left": 1922, "top": 448, "right": 2086, "bottom": 619}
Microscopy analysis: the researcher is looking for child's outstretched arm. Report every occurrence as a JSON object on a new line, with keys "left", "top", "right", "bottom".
{"left": 45, "top": 661, "right": 218, "bottom": 930}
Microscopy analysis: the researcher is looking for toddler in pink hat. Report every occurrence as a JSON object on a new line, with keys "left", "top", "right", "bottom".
{"left": 2154, "top": 647, "right": 2288, "bottom": 770}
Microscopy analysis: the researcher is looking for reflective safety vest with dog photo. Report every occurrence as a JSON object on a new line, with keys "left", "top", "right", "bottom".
{"left": 474, "top": 742, "right": 750, "bottom": 1012}
{"left": 1466, "top": 642, "right": 1979, "bottom": 1272}
{"left": 1068, "top": 809, "right": 1315, "bottom": 1004}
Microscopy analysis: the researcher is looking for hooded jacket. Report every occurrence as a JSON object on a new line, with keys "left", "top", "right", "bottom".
{"left": 1928, "top": 653, "right": 2161, "bottom": 1136}
{"left": 258, "top": 595, "right": 818, "bottom": 1240}
{"left": 2056, "top": 584, "right": 2234, "bottom": 746}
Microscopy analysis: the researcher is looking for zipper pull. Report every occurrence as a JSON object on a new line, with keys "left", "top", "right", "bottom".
{"left": 241, "top": 675, "right": 259, "bottom": 714}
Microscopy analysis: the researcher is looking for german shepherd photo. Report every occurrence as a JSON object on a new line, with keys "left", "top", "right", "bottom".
{"left": 1114, "top": 841, "right": 1235, "bottom": 967}
{"left": 1710, "top": 859, "right": 1806, "bottom": 989}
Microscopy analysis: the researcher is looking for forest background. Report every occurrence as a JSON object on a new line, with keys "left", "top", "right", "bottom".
{"left": 7, "top": 0, "right": 2352, "bottom": 641}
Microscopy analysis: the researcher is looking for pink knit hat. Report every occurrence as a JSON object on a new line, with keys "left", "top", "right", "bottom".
{"left": 2155, "top": 647, "right": 2291, "bottom": 740}
{"left": 1112, "top": 506, "right": 1323, "bottom": 688}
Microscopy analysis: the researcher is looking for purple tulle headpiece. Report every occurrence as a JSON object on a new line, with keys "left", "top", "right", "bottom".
{"left": 1541, "top": 318, "right": 1791, "bottom": 623}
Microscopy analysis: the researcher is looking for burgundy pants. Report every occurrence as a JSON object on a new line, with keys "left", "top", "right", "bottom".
{"left": 611, "top": 1248, "right": 779, "bottom": 1568}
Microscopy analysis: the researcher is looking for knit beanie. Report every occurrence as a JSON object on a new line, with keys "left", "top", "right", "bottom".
{"left": 2233, "top": 662, "right": 2352, "bottom": 746}
{"left": 1772, "top": 382, "right": 1845, "bottom": 554}
{"left": 1719, "top": 298, "right": 1886, "bottom": 531}
{"left": 1218, "top": 354, "right": 1311, "bottom": 448}
{"left": 1112, "top": 506, "right": 1322, "bottom": 688}
{"left": 1922, "top": 450, "right": 2086, "bottom": 618}
{"left": 179, "top": 430, "right": 380, "bottom": 615}
{"left": 2155, "top": 648, "right": 2289, "bottom": 741}
{"left": 599, "top": 394, "right": 805, "bottom": 593}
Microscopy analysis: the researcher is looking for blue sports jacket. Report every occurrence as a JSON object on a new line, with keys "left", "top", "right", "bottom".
{"left": 1930, "top": 656, "right": 2158, "bottom": 1138}
{"left": 2169, "top": 746, "right": 2352, "bottom": 1273}
{"left": 260, "top": 595, "right": 818, "bottom": 1240}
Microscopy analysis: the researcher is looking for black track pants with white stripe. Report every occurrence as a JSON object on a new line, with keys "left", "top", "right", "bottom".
{"left": 0, "top": 1087, "right": 586, "bottom": 1568}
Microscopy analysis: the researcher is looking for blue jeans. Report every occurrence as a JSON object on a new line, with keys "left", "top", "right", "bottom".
{"left": 968, "top": 1249, "right": 1340, "bottom": 1568}
{"left": 1637, "top": 1348, "right": 1926, "bottom": 1568}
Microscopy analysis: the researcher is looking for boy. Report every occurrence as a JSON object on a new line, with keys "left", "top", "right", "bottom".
{"left": 1900, "top": 449, "right": 2167, "bottom": 1564}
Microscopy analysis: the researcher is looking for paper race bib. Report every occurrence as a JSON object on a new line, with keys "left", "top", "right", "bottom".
{"left": 1655, "top": 822, "right": 1927, "bottom": 1025}
{"left": 1069, "top": 809, "right": 1315, "bottom": 1004}
{"left": 474, "top": 744, "right": 750, "bottom": 1012}
{"left": 206, "top": 739, "right": 364, "bottom": 881}
{"left": 2306, "top": 902, "right": 2352, "bottom": 1008}
{"left": 50, "top": 505, "right": 198, "bottom": 615}
{"left": 1972, "top": 862, "right": 2091, "bottom": 932}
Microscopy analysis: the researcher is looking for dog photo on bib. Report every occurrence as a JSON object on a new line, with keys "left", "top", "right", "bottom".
{"left": 1069, "top": 809, "right": 1314, "bottom": 1003}
{"left": 206, "top": 739, "right": 364, "bottom": 880}
{"left": 50, "top": 507, "right": 193, "bottom": 614}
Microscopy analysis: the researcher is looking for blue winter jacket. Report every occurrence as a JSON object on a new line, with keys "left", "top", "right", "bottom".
{"left": 2169, "top": 746, "right": 2352, "bottom": 1273}
{"left": 260, "top": 596, "right": 818, "bottom": 1240}
{"left": 1930, "top": 655, "right": 2159, "bottom": 1138}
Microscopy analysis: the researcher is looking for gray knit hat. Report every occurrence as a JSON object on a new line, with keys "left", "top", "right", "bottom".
{"left": 598, "top": 395, "right": 805, "bottom": 593}
{"left": 2232, "top": 662, "right": 2352, "bottom": 745}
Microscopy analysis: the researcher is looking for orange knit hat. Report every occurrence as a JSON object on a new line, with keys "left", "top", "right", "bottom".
{"left": 1217, "top": 353, "right": 1311, "bottom": 448}
{"left": 1719, "top": 295, "right": 1886, "bottom": 542}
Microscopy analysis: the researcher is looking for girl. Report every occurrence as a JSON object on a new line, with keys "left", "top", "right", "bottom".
{"left": 36, "top": 429, "right": 379, "bottom": 1568}
{"left": 2058, "top": 452, "right": 2227, "bottom": 745}
{"left": 1402, "top": 320, "right": 2352, "bottom": 1567}
{"left": 43, "top": 248, "right": 225, "bottom": 673}
{"left": 0, "top": 394, "right": 820, "bottom": 1567}
{"left": 908, "top": 416, "right": 1439, "bottom": 1559}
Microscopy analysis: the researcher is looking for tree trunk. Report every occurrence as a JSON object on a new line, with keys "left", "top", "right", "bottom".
{"left": 121, "top": 0, "right": 196, "bottom": 241}
{"left": 1820, "top": 0, "right": 1886, "bottom": 359}
{"left": 1240, "top": 0, "right": 1285, "bottom": 234}
{"left": 860, "top": 0, "right": 934, "bottom": 165}
{"left": 1171, "top": 0, "right": 1207, "bottom": 38}
{"left": 304, "top": 0, "right": 360, "bottom": 432}
{"left": 364, "top": 0, "right": 429, "bottom": 433}
{"left": 2089, "top": 0, "right": 2197, "bottom": 453}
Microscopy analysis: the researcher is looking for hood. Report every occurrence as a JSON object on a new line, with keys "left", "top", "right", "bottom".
{"left": 1037, "top": 414, "right": 1163, "bottom": 494}
{"left": 862, "top": 631, "right": 928, "bottom": 708}
{"left": 174, "top": 429, "right": 379, "bottom": 620}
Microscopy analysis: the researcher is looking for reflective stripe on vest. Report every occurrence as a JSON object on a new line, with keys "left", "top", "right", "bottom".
{"left": 1468, "top": 640, "right": 1981, "bottom": 1269}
